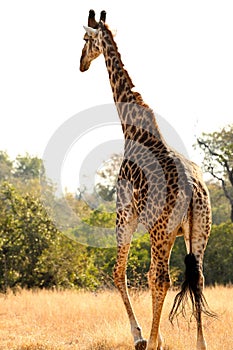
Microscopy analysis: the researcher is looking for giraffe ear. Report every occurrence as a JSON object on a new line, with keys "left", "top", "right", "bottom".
{"left": 111, "top": 29, "right": 117, "bottom": 37}
{"left": 83, "top": 26, "right": 98, "bottom": 37}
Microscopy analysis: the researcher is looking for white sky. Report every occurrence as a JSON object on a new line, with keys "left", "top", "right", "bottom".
{"left": 1, "top": 1, "right": 233, "bottom": 193}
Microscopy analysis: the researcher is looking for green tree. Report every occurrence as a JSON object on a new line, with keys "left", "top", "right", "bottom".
{"left": 0, "top": 182, "right": 58, "bottom": 290}
{"left": 95, "top": 153, "right": 122, "bottom": 202}
{"left": 0, "top": 182, "right": 101, "bottom": 291}
{"left": 204, "top": 222, "right": 233, "bottom": 285}
{"left": 36, "top": 235, "right": 100, "bottom": 290}
{"left": 207, "top": 181, "right": 231, "bottom": 225}
{"left": 68, "top": 205, "right": 116, "bottom": 248}
{"left": 0, "top": 151, "right": 13, "bottom": 181}
{"left": 14, "top": 153, "right": 44, "bottom": 180}
{"left": 13, "top": 153, "right": 47, "bottom": 196}
{"left": 127, "top": 233, "right": 151, "bottom": 288}
{"left": 197, "top": 125, "right": 233, "bottom": 221}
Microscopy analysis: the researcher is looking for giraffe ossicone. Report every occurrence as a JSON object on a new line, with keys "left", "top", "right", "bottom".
{"left": 80, "top": 9, "right": 215, "bottom": 350}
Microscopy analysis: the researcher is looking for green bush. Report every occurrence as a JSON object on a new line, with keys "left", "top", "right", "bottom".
{"left": 204, "top": 222, "right": 233, "bottom": 285}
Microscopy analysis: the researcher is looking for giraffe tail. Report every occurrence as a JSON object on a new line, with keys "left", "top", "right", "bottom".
{"left": 169, "top": 253, "right": 216, "bottom": 323}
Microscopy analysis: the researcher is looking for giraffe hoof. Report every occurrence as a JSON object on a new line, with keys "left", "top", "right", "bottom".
{"left": 135, "top": 339, "right": 147, "bottom": 350}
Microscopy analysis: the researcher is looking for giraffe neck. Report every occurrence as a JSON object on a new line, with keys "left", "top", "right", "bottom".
{"left": 100, "top": 24, "right": 135, "bottom": 104}
{"left": 101, "top": 24, "right": 165, "bottom": 144}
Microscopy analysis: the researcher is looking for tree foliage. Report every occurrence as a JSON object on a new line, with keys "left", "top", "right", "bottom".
{"left": 0, "top": 182, "right": 99, "bottom": 291}
{"left": 204, "top": 222, "right": 233, "bottom": 285}
{"left": 95, "top": 153, "right": 122, "bottom": 202}
{"left": 197, "top": 125, "right": 233, "bottom": 221}
{"left": 0, "top": 182, "right": 56, "bottom": 290}
{"left": 207, "top": 181, "right": 231, "bottom": 225}
{"left": 0, "top": 151, "right": 12, "bottom": 181}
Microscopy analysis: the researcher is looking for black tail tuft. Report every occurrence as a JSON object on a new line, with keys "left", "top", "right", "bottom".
{"left": 169, "top": 253, "right": 216, "bottom": 323}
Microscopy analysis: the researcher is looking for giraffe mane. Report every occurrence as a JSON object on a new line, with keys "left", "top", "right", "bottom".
{"left": 102, "top": 24, "right": 149, "bottom": 109}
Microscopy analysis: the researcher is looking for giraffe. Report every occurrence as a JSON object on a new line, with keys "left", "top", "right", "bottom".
{"left": 80, "top": 10, "right": 214, "bottom": 350}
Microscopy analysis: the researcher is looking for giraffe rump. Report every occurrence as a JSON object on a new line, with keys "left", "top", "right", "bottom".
{"left": 169, "top": 253, "right": 216, "bottom": 323}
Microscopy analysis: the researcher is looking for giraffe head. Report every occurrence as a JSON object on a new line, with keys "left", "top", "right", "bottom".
{"left": 80, "top": 10, "right": 106, "bottom": 72}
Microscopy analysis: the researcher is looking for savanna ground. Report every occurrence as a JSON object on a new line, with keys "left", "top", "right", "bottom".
{"left": 0, "top": 287, "right": 232, "bottom": 350}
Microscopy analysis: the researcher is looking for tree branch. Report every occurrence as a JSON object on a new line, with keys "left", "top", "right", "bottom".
{"left": 208, "top": 166, "right": 233, "bottom": 206}
{"left": 198, "top": 138, "right": 232, "bottom": 180}
{"left": 197, "top": 138, "right": 222, "bottom": 159}
{"left": 197, "top": 131, "right": 233, "bottom": 222}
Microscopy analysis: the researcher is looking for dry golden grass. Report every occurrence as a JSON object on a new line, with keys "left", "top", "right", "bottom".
{"left": 0, "top": 286, "right": 232, "bottom": 350}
